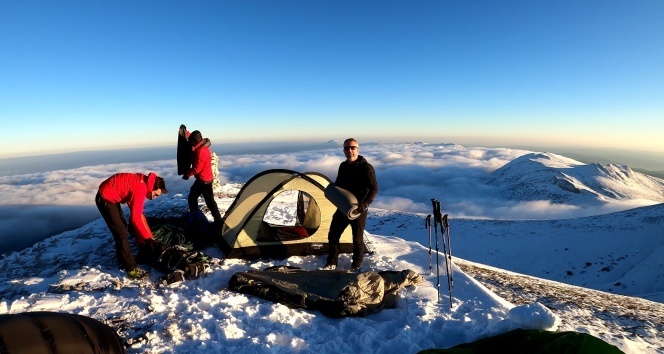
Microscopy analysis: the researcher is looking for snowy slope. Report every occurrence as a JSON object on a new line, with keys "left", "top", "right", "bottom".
{"left": 367, "top": 203, "right": 664, "bottom": 303}
{"left": 489, "top": 152, "right": 664, "bottom": 205}
{"left": 0, "top": 188, "right": 556, "bottom": 354}
{"left": 1, "top": 184, "right": 662, "bottom": 353}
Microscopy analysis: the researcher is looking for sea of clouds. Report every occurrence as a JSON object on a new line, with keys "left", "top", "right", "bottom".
{"left": 0, "top": 142, "right": 656, "bottom": 254}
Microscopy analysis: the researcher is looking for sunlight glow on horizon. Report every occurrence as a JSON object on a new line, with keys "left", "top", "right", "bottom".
{"left": 2, "top": 131, "right": 664, "bottom": 160}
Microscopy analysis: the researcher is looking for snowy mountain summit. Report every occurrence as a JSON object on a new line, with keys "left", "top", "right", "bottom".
{"left": 489, "top": 152, "right": 664, "bottom": 206}
{"left": 2, "top": 186, "right": 663, "bottom": 353}
{"left": 1, "top": 144, "right": 663, "bottom": 353}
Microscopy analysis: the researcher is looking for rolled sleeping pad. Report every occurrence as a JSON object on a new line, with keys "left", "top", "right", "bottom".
{"left": 324, "top": 184, "right": 361, "bottom": 220}
{"left": 0, "top": 311, "right": 126, "bottom": 354}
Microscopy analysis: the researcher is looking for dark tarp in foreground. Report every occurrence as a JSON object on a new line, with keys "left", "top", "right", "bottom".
{"left": 228, "top": 266, "right": 423, "bottom": 317}
{"left": 418, "top": 328, "right": 624, "bottom": 354}
{"left": 0, "top": 311, "right": 126, "bottom": 354}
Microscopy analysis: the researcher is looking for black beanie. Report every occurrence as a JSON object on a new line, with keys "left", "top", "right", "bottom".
{"left": 153, "top": 177, "right": 168, "bottom": 194}
{"left": 189, "top": 130, "right": 202, "bottom": 145}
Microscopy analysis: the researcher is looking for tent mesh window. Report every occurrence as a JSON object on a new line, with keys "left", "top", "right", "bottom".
{"left": 258, "top": 190, "right": 321, "bottom": 241}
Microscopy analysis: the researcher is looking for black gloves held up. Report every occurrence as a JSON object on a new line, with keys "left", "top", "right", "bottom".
{"left": 182, "top": 175, "right": 189, "bottom": 180}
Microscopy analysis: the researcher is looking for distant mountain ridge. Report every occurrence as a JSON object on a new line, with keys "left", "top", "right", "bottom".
{"left": 489, "top": 152, "right": 664, "bottom": 205}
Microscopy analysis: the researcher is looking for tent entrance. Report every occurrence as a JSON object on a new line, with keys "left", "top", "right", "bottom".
{"left": 258, "top": 190, "right": 322, "bottom": 242}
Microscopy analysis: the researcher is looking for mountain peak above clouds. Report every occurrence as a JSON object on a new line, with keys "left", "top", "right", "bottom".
{"left": 489, "top": 152, "right": 664, "bottom": 206}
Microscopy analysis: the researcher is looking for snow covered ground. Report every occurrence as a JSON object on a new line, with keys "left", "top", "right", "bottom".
{"left": 368, "top": 204, "right": 664, "bottom": 303}
{"left": 1, "top": 183, "right": 662, "bottom": 353}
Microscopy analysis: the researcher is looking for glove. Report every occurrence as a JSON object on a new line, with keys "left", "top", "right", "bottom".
{"left": 182, "top": 175, "right": 189, "bottom": 180}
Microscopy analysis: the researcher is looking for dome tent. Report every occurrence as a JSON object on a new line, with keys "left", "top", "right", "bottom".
{"left": 219, "top": 169, "right": 355, "bottom": 259}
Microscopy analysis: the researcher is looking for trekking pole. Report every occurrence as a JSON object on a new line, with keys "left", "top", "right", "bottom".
{"left": 434, "top": 199, "right": 453, "bottom": 309}
{"left": 426, "top": 214, "right": 432, "bottom": 275}
{"left": 441, "top": 212, "right": 453, "bottom": 308}
{"left": 431, "top": 199, "right": 440, "bottom": 302}
{"left": 443, "top": 214, "right": 453, "bottom": 289}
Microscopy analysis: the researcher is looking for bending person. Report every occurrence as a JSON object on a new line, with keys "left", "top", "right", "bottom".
{"left": 95, "top": 172, "right": 168, "bottom": 279}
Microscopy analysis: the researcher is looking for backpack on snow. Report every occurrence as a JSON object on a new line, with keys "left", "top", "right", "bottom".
{"left": 151, "top": 224, "right": 196, "bottom": 251}
{"left": 153, "top": 246, "right": 211, "bottom": 285}
{"left": 149, "top": 210, "right": 216, "bottom": 251}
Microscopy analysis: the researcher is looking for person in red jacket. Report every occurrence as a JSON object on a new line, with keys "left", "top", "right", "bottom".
{"left": 182, "top": 130, "right": 223, "bottom": 225}
{"left": 95, "top": 172, "right": 168, "bottom": 279}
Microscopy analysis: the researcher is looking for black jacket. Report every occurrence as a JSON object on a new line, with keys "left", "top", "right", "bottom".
{"left": 335, "top": 155, "right": 378, "bottom": 207}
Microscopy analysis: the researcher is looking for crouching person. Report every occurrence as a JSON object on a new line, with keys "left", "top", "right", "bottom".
{"left": 95, "top": 172, "right": 168, "bottom": 279}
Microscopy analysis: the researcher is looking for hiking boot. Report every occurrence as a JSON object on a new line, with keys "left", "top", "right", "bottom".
{"left": 128, "top": 267, "right": 149, "bottom": 280}
{"left": 350, "top": 265, "right": 362, "bottom": 273}
{"left": 319, "top": 264, "right": 336, "bottom": 270}
{"left": 161, "top": 270, "right": 186, "bottom": 285}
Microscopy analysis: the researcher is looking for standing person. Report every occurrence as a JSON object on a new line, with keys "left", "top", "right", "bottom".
{"left": 322, "top": 138, "right": 378, "bottom": 271}
{"left": 182, "top": 130, "right": 223, "bottom": 226}
{"left": 95, "top": 172, "right": 168, "bottom": 279}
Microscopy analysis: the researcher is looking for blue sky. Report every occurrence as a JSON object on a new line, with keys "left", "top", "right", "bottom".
{"left": 2, "top": 0, "right": 663, "bottom": 158}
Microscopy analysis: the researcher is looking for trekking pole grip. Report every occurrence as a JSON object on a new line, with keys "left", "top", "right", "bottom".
{"left": 434, "top": 200, "right": 443, "bottom": 225}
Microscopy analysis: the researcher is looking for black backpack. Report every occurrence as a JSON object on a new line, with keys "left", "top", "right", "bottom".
{"left": 153, "top": 246, "right": 211, "bottom": 285}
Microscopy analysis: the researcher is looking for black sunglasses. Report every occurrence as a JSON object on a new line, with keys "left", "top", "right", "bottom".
{"left": 343, "top": 146, "right": 358, "bottom": 151}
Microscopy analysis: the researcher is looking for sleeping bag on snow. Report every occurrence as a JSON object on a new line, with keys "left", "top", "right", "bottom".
{"left": 0, "top": 311, "right": 125, "bottom": 354}
{"left": 177, "top": 124, "right": 192, "bottom": 176}
{"left": 228, "top": 266, "right": 423, "bottom": 317}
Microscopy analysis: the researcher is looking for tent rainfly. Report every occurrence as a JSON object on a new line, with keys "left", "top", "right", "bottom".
{"left": 219, "top": 169, "right": 354, "bottom": 259}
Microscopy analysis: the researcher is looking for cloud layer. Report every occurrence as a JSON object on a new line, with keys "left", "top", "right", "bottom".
{"left": 1, "top": 143, "right": 658, "bottom": 254}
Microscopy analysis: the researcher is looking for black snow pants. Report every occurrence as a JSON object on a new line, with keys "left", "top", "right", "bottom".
{"left": 326, "top": 209, "right": 367, "bottom": 268}
{"left": 95, "top": 192, "right": 137, "bottom": 272}
{"left": 188, "top": 179, "right": 223, "bottom": 224}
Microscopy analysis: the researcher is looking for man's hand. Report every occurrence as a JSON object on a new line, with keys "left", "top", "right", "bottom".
{"left": 182, "top": 175, "right": 189, "bottom": 180}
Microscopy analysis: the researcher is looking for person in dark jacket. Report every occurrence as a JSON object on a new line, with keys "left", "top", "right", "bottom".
{"left": 182, "top": 130, "right": 223, "bottom": 225}
{"left": 322, "top": 138, "right": 378, "bottom": 271}
{"left": 95, "top": 172, "right": 168, "bottom": 279}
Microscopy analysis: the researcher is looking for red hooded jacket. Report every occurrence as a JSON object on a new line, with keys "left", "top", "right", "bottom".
{"left": 98, "top": 172, "right": 156, "bottom": 243}
{"left": 185, "top": 139, "right": 214, "bottom": 183}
